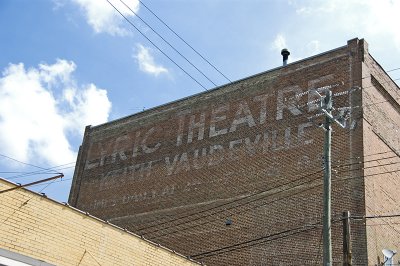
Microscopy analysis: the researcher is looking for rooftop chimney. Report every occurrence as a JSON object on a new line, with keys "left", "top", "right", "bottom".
{"left": 281, "top": 48, "right": 290, "bottom": 66}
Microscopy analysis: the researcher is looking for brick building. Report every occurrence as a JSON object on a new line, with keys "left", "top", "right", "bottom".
{"left": 0, "top": 178, "right": 200, "bottom": 266}
{"left": 68, "top": 38, "right": 400, "bottom": 265}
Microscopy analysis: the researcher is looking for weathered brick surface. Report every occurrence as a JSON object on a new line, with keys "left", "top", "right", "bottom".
{"left": 0, "top": 179, "right": 200, "bottom": 266}
{"left": 68, "top": 38, "right": 399, "bottom": 265}
{"left": 361, "top": 44, "right": 400, "bottom": 265}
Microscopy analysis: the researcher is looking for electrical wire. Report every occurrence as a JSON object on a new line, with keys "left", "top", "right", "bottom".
{"left": 387, "top": 67, "right": 400, "bottom": 73}
{"left": 136, "top": 162, "right": 386, "bottom": 239}
{"left": 0, "top": 153, "right": 75, "bottom": 181}
{"left": 190, "top": 193, "right": 400, "bottom": 261}
{"left": 74, "top": 48, "right": 400, "bottom": 259}
{"left": 192, "top": 217, "right": 347, "bottom": 260}
{"left": 150, "top": 174, "right": 322, "bottom": 240}
{"left": 138, "top": 0, "right": 232, "bottom": 83}
{"left": 136, "top": 152, "right": 399, "bottom": 235}
{"left": 64, "top": 38, "right": 398, "bottom": 252}
{"left": 148, "top": 162, "right": 400, "bottom": 240}
{"left": 136, "top": 167, "right": 324, "bottom": 234}
{"left": 0, "top": 153, "right": 51, "bottom": 171}
{"left": 118, "top": 112, "right": 400, "bottom": 239}
{"left": 333, "top": 167, "right": 399, "bottom": 183}
{"left": 106, "top": 0, "right": 209, "bottom": 91}
{"left": 134, "top": 155, "right": 322, "bottom": 233}
{"left": 364, "top": 222, "right": 400, "bottom": 226}
{"left": 333, "top": 156, "right": 400, "bottom": 174}
{"left": 5, "top": 162, "right": 75, "bottom": 180}
{"left": 135, "top": 131, "right": 397, "bottom": 235}
{"left": 190, "top": 221, "right": 324, "bottom": 259}
{"left": 352, "top": 213, "right": 400, "bottom": 220}
{"left": 119, "top": 0, "right": 219, "bottom": 87}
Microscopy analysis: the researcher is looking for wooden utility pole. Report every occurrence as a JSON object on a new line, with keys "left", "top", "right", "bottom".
{"left": 313, "top": 86, "right": 347, "bottom": 266}
{"left": 322, "top": 90, "right": 333, "bottom": 266}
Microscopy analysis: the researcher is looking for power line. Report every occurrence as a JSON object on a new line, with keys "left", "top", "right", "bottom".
{"left": 106, "top": 0, "right": 209, "bottom": 91}
{"left": 148, "top": 166, "right": 399, "bottom": 251}
{"left": 337, "top": 160, "right": 400, "bottom": 174}
{"left": 148, "top": 175, "right": 323, "bottom": 240}
{"left": 136, "top": 168, "right": 324, "bottom": 234}
{"left": 109, "top": 115, "right": 333, "bottom": 234}
{"left": 306, "top": 91, "right": 400, "bottom": 126}
{"left": 136, "top": 152, "right": 399, "bottom": 236}
{"left": 119, "top": 0, "right": 219, "bottom": 87}
{"left": 284, "top": 76, "right": 399, "bottom": 125}
{"left": 135, "top": 114, "right": 367, "bottom": 235}
{"left": 333, "top": 154, "right": 400, "bottom": 172}
{"left": 116, "top": 2, "right": 400, "bottom": 98}
{"left": 134, "top": 120, "right": 397, "bottom": 234}
{"left": 365, "top": 222, "right": 400, "bottom": 226}
{"left": 387, "top": 67, "right": 400, "bottom": 73}
{"left": 131, "top": 140, "right": 328, "bottom": 232}
{"left": 352, "top": 213, "right": 400, "bottom": 220}
{"left": 0, "top": 153, "right": 51, "bottom": 171}
{"left": 333, "top": 167, "right": 400, "bottom": 183}
{"left": 138, "top": 0, "right": 232, "bottom": 83}
{"left": 70, "top": 50, "right": 398, "bottom": 245}
{"left": 334, "top": 150, "right": 399, "bottom": 164}
{"left": 0, "top": 154, "right": 75, "bottom": 181}
{"left": 135, "top": 157, "right": 325, "bottom": 233}
{"left": 7, "top": 165, "right": 75, "bottom": 179}
{"left": 139, "top": 160, "right": 396, "bottom": 239}
{"left": 134, "top": 110, "right": 348, "bottom": 234}
{"left": 191, "top": 221, "right": 323, "bottom": 259}
{"left": 132, "top": 87, "right": 399, "bottom": 233}
{"left": 5, "top": 162, "right": 75, "bottom": 180}
{"left": 148, "top": 163, "right": 400, "bottom": 240}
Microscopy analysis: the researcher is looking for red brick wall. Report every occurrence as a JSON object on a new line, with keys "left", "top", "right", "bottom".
{"left": 69, "top": 39, "right": 377, "bottom": 265}
{"left": 362, "top": 46, "right": 400, "bottom": 265}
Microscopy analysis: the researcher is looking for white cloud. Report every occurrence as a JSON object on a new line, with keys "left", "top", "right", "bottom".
{"left": 72, "top": 0, "right": 139, "bottom": 36}
{"left": 133, "top": 44, "right": 169, "bottom": 76}
{"left": 289, "top": 0, "right": 400, "bottom": 49}
{"left": 365, "top": 0, "right": 400, "bottom": 48}
{"left": 0, "top": 60, "right": 111, "bottom": 166}
{"left": 306, "top": 40, "right": 320, "bottom": 55}
{"left": 270, "top": 0, "right": 400, "bottom": 68}
{"left": 270, "top": 34, "right": 303, "bottom": 63}
{"left": 271, "top": 34, "right": 287, "bottom": 51}
{"left": 63, "top": 85, "right": 111, "bottom": 133}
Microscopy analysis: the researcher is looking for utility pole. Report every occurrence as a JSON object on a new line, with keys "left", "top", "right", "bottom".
{"left": 313, "top": 87, "right": 348, "bottom": 266}
{"left": 342, "top": 211, "right": 352, "bottom": 266}
{"left": 323, "top": 90, "right": 333, "bottom": 266}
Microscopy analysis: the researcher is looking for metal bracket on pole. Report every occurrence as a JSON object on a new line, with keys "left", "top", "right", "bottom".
{"left": 311, "top": 89, "right": 348, "bottom": 129}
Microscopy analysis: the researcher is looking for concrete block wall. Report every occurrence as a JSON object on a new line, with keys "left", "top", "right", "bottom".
{"left": 0, "top": 179, "right": 200, "bottom": 266}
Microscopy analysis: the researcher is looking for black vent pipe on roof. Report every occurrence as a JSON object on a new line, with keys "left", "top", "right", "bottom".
{"left": 281, "top": 48, "right": 290, "bottom": 66}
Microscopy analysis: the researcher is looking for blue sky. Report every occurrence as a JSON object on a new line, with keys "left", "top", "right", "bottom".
{"left": 0, "top": 0, "right": 399, "bottom": 202}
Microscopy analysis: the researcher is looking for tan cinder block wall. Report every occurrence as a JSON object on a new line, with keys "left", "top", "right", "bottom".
{"left": 362, "top": 43, "right": 400, "bottom": 265}
{"left": 0, "top": 179, "right": 200, "bottom": 266}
